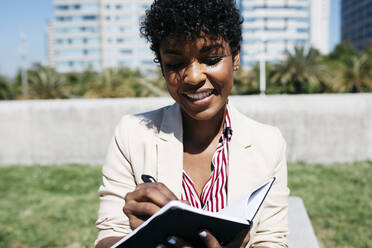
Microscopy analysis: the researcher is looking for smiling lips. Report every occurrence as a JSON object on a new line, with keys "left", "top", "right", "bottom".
{"left": 184, "top": 89, "right": 215, "bottom": 101}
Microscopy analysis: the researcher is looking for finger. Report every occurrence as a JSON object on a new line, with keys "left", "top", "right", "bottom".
{"left": 199, "top": 230, "right": 222, "bottom": 248}
{"left": 124, "top": 201, "right": 161, "bottom": 216}
{"left": 166, "top": 236, "right": 192, "bottom": 248}
{"left": 225, "top": 229, "right": 250, "bottom": 248}
{"left": 127, "top": 214, "right": 145, "bottom": 230}
{"left": 123, "top": 201, "right": 161, "bottom": 230}
{"left": 155, "top": 244, "right": 167, "bottom": 248}
{"left": 127, "top": 183, "right": 178, "bottom": 207}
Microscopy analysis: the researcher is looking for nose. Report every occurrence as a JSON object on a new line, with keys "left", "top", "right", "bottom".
{"left": 183, "top": 61, "right": 206, "bottom": 85}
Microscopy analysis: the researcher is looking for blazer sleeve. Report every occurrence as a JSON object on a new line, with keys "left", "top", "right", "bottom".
{"left": 95, "top": 116, "right": 137, "bottom": 246}
{"left": 250, "top": 129, "right": 290, "bottom": 248}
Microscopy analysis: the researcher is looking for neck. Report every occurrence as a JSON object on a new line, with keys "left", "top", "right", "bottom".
{"left": 182, "top": 105, "right": 226, "bottom": 152}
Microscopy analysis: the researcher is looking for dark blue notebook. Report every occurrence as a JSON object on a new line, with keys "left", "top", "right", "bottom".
{"left": 112, "top": 177, "right": 275, "bottom": 248}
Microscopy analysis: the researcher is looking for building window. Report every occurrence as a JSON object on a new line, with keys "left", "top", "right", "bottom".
{"left": 120, "top": 49, "right": 132, "bottom": 54}
{"left": 116, "top": 4, "right": 122, "bottom": 9}
{"left": 83, "top": 15, "right": 97, "bottom": 21}
{"left": 56, "top": 5, "right": 69, "bottom": 10}
{"left": 297, "top": 28, "right": 308, "bottom": 33}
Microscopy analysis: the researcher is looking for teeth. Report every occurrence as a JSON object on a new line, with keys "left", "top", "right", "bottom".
{"left": 186, "top": 90, "right": 213, "bottom": 100}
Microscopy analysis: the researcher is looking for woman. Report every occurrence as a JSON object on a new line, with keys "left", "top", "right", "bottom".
{"left": 95, "top": 0, "right": 289, "bottom": 247}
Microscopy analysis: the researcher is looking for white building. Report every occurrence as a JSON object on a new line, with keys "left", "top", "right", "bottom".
{"left": 47, "top": 0, "right": 154, "bottom": 73}
{"left": 310, "top": 0, "right": 330, "bottom": 54}
{"left": 240, "top": 0, "right": 330, "bottom": 67}
{"left": 47, "top": 0, "right": 330, "bottom": 72}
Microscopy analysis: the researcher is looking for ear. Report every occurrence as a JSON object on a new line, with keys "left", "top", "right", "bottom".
{"left": 232, "top": 48, "right": 240, "bottom": 71}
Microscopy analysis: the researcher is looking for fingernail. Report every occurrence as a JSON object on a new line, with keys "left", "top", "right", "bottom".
{"left": 167, "top": 237, "right": 176, "bottom": 245}
{"left": 199, "top": 230, "right": 207, "bottom": 238}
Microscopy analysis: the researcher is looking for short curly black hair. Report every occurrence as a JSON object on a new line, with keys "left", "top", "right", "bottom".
{"left": 140, "top": 0, "right": 243, "bottom": 63}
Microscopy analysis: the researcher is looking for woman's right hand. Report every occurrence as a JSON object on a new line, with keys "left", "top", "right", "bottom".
{"left": 123, "top": 182, "right": 178, "bottom": 230}
{"left": 158, "top": 229, "right": 250, "bottom": 248}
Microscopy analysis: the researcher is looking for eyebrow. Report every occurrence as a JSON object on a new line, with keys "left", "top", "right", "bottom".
{"left": 200, "top": 43, "right": 224, "bottom": 53}
{"left": 162, "top": 49, "right": 183, "bottom": 55}
{"left": 162, "top": 43, "right": 224, "bottom": 55}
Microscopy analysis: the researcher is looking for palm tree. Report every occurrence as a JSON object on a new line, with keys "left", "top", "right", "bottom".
{"left": 27, "top": 63, "right": 71, "bottom": 99}
{"left": 64, "top": 70, "right": 92, "bottom": 97}
{"left": 84, "top": 67, "right": 169, "bottom": 98}
{"left": 330, "top": 53, "right": 372, "bottom": 92}
{"left": 270, "top": 46, "right": 327, "bottom": 94}
{"left": 142, "top": 68, "right": 169, "bottom": 97}
{"left": 0, "top": 75, "right": 11, "bottom": 100}
{"left": 231, "top": 65, "right": 261, "bottom": 95}
{"left": 84, "top": 68, "right": 137, "bottom": 98}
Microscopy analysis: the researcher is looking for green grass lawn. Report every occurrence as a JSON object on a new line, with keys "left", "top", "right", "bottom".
{"left": 0, "top": 162, "right": 371, "bottom": 248}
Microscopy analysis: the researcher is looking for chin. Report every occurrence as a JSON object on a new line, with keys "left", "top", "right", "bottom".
{"left": 181, "top": 104, "right": 225, "bottom": 121}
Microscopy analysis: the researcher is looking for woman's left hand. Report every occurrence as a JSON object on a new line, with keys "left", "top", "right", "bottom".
{"left": 158, "top": 228, "right": 250, "bottom": 248}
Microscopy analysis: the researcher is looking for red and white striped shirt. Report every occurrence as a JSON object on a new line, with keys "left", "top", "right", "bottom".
{"left": 181, "top": 107, "right": 232, "bottom": 212}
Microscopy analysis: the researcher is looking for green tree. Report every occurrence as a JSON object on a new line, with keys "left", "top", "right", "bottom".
{"left": 27, "top": 63, "right": 71, "bottom": 99}
{"left": 328, "top": 43, "right": 359, "bottom": 64}
{"left": 231, "top": 65, "right": 261, "bottom": 95}
{"left": 84, "top": 67, "right": 168, "bottom": 98}
{"left": 144, "top": 68, "right": 169, "bottom": 96}
{"left": 270, "top": 46, "right": 327, "bottom": 94}
{"left": 84, "top": 68, "right": 137, "bottom": 98}
{"left": 326, "top": 43, "right": 372, "bottom": 93}
{"left": 64, "top": 68, "right": 98, "bottom": 97}
{"left": 0, "top": 74, "right": 11, "bottom": 100}
{"left": 329, "top": 53, "right": 372, "bottom": 92}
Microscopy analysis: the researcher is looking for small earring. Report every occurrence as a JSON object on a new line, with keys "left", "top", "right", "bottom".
{"left": 234, "top": 66, "right": 239, "bottom": 71}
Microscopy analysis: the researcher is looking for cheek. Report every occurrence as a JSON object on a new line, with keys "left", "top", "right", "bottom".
{"left": 207, "top": 62, "right": 234, "bottom": 92}
{"left": 164, "top": 73, "right": 181, "bottom": 98}
{"left": 164, "top": 71, "right": 182, "bottom": 86}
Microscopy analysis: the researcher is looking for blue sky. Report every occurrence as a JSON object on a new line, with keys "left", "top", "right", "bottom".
{"left": 0, "top": 0, "right": 341, "bottom": 78}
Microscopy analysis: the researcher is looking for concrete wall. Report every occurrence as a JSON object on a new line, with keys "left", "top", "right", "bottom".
{"left": 0, "top": 94, "right": 371, "bottom": 165}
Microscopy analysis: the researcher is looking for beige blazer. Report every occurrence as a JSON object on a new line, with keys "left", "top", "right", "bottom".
{"left": 95, "top": 102, "right": 289, "bottom": 248}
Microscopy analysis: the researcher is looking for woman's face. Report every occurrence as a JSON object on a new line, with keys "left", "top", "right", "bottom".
{"left": 159, "top": 36, "right": 240, "bottom": 121}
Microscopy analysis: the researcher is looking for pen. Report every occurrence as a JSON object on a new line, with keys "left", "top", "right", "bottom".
{"left": 141, "top": 174, "right": 157, "bottom": 183}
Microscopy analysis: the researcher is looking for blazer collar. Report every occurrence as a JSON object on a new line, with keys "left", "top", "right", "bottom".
{"left": 227, "top": 102, "right": 269, "bottom": 205}
{"left": 158, "top": 103, "right": 183, "bottom": 143}
{"left": 157, "top": 103, "right": 184, "bottom": 198}
{"left": 156, "top": 101, "right": 260, "bottom": 202}
{"left": 227, "top": 102, "right": 253, "bottom": 148}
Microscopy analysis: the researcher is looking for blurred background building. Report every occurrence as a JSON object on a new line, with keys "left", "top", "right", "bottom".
{"left": 341, "top": 0, "right": 372, "bottom": 50}
{"left": 47, "top": 0, "right": 154, "bottom": 73}
{"left": 240, "top": 0, "right": 330, "bottom": 66}
{"left": 47, "top": 0, "right": 330, "bottom": 73}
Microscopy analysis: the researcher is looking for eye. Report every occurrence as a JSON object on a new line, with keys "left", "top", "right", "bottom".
{"left": 202, "top": 56, "right": 223, "bottom": 66}
{"left": 164, "top": 62, "right": 184, "bottom": 71}
{"left": 165, "top": 63, "right": 182, "bottom": 71}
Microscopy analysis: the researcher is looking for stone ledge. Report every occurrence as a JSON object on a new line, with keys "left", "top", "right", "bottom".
{"left": 0, "top": 93, "right": 371, "bottom": 165}
{"left": 288, "top": 196, "right": 319, "bottom": 248}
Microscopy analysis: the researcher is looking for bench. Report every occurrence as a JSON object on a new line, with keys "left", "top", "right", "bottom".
{"left": 288, "top": 196, "right": 319, "bottom": 248}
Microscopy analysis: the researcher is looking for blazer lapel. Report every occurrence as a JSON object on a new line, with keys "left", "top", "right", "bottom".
{"left": 227, "top": 104, "right": 268, "bottom": 205}
{"left": 157, "top": 103, "right": 184, "bottom": 198}
{"left": 155, "top": 102, "right": 269, "bottom": 202}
